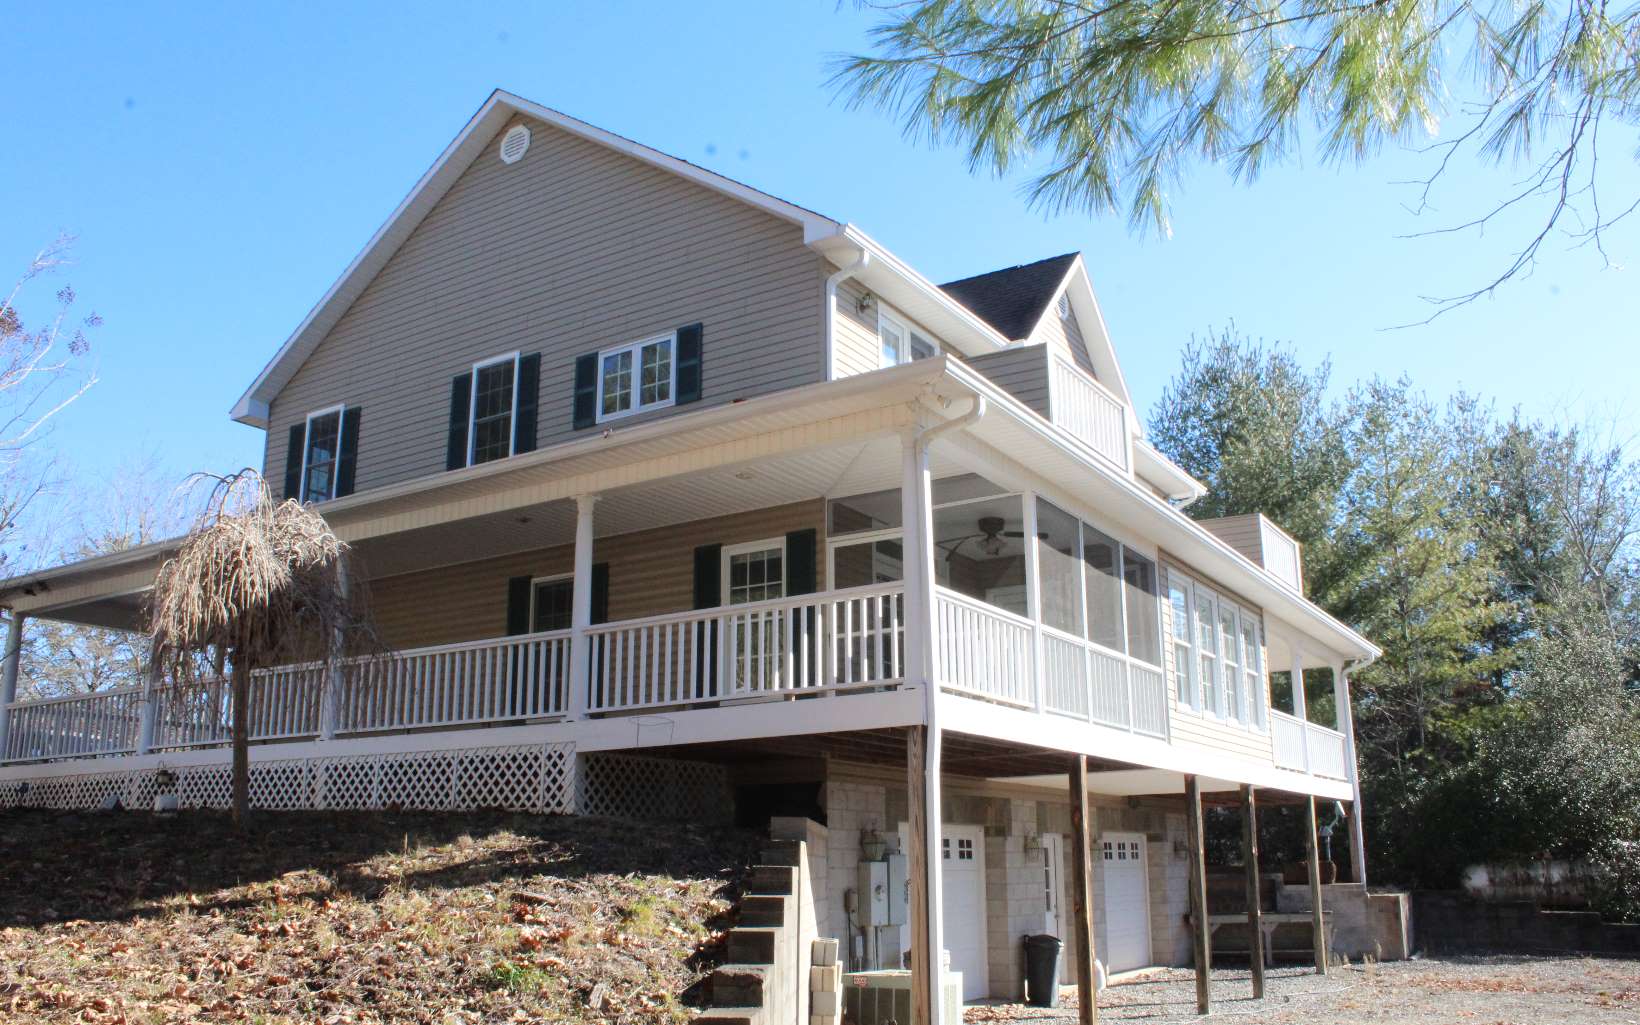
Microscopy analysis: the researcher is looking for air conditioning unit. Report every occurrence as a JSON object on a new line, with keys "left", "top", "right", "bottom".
{"left": 842, "top": 970, "right": 962, "bottom": 1025}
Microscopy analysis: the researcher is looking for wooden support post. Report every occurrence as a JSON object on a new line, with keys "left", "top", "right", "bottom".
{"left": 1184, "top": 775, "right": 1211, "bottom": 1014}
{"left": 1305, "top": 796, "right": 1328, "bottom": 974}
{"left": 1068, "top": 755, "right": 1097, "bottom": 1025}
{"left": 1240, "top": 785, "right": 1265, "bottom": 997}
{"left": 0, "top": 613, "right": 23, "bottom": 762}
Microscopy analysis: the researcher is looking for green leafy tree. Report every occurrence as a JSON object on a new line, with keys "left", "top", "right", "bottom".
{"left": 1146, "top": 326, "right": 1352, "bottom": 600}
{"left": 838, "top": 0, "right": 1640, "bottom": 312}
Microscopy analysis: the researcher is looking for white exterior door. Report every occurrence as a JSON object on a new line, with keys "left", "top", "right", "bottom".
{"left": 900, "top": 822, "right": 990, "bottom": 1001}
{"left": 1042, "top": 833, "right": 1067, "bottom": 975}
{"left": 1099, "top": 833, "right": 1151, "bottom": 974}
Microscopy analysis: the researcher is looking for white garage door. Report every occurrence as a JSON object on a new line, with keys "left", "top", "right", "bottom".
{"left": 900, "top": 823, "right": 990, "bottom": 1001}
{"left": 1099, "top": 833, "right": 1151, "bottom": 974}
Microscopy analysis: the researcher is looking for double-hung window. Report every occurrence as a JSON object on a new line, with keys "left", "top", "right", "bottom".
{"left": 300, "top": 405, "right": 344, "bottom": 503}
{"left": 470, "top": 354, "right": 519, "bottom": 465}
{"left": 879, "top": 310, "right": 937, "bottom": 368}
{"left": 530, "top": 576, "right": 574, "bottom": 633}
{"left": 597, "top": 333, "right": 675, "bottom": 422}
{"left": 1166, "top": 568, "right": 1267, "bottom": 729}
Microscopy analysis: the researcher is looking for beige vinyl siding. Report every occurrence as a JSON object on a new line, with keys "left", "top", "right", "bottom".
{"left": 369, "top": 500, "right": 824, "bottom": 650}
{"left": 832, "top": 276, "right": 881, "bottom": 378}
{"left": 1031, "top": 299, "right": 1097, "bottom": 378}
{"left": 1159, "top": 556, "right": 1275, "bottom": 764}
{"left": 963, "top": 345, "right": 1051, "bottom": 418}
{"left": 265, "top": 114, "right": 829, "bottom": 494}
{"left": 1197, "top": 514, "right": 1264, "bottom": 566}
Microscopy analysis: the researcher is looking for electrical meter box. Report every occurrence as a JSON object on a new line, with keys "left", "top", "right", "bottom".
{"left": 857, "top": 853, "right": 910, "bottom": 928}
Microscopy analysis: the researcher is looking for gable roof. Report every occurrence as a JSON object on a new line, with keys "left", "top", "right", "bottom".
{"left": 231, "top": 90, "right": 843, "bottom": 427}
{"left": 937, "top": 253, "right": 1080, "bottom": 341}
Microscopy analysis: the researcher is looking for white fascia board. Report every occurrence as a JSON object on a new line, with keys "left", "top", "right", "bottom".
{"left": 232, "top": 89, "right": 845, "bottom": 428}
{"left": 814, "top": 225, "right": 1013, "bottom": 357}
{"left": 935, "top": 358, "right": 1379, "bottom": 660}
{"left": 1134, "top": 439, "right": 1207, "bottom": 503}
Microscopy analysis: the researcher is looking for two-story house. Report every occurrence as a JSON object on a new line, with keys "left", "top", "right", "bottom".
{"left": 0, "top": 91, "right": 1380, "bottom": 1014}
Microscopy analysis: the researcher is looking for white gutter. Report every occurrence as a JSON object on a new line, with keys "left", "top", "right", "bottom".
{"left": 823, "top": 249, "right": 871, "bottom": 380}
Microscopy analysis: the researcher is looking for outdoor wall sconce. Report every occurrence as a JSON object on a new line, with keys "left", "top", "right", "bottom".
{"left": 855, "top": 291, "right": 876, "bottom": 316}
{"left": 1023, "top": 832, "right": 1043, "bottom": 854}
{"left": 861, "top": 828, "right": 888, "bottom": 862}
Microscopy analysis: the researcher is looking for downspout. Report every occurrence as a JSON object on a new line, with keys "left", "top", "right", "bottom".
{"left": 906, "top": 393, "right": 985, "bottom": 1025}
{"left": 1340, "top": 652, "right": 1378, "bottom": 886}
{"left": 824, "top": 252, "right": 871, "bottom": 381}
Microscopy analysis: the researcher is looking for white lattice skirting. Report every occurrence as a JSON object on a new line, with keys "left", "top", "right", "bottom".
{"left": 0, "top": 743, "right": 576, "bottom": 814}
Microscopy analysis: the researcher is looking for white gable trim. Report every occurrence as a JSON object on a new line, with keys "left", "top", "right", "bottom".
{"left": 231, "top": 90, "right": 843, "bottom": 428}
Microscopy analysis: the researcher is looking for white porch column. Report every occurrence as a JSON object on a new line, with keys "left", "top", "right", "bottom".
{"left": 320, "top": 561, "right": 350, "bottom": 741}
{"left": 0, "top": 613, "right": 23, "bottom": 761}
{"left": 567, "top": 494, "right": 600, "bottom": 720}
{"left": 1336, "top": 659, "right": 1369, "bottom": 885}
{"left": 1290, "top": 645, "right": 1309, "bottom": 771}
{"left": 901, "top": 432, "right": 945, "bottom": 1025}
{"left": 1022, "top": 493, "right": 1044, "bottom": 713}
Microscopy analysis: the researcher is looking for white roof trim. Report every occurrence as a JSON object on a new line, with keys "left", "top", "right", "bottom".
{"left": 231, "top": 90, "right": 844, "bottom": 428}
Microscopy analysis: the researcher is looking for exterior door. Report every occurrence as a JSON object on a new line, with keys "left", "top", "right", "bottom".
{"left": 1041, "top": 833, "right": 1067, "bottom": 976}
{"left": 722, "top": 540, "right": 785, "bottom": 691}
{"left": 899, "top": 822, "right": 990, "bottom": 1001}
{"left": 1099, "top": 832, "right": 1152, "bottom": 974}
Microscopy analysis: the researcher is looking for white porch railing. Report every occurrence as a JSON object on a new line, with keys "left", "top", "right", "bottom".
{"left": 1049, "top": 355, "right": 1129, "bottom": 471}
{"left": 934, "top": 589, "right": 1168, "bottom": 739}
{"left": 586, "top": 582, "right": 904, "bottom": 713}
{"left": 337, "top": 630, "right": 572, "bottom": 732}
{"left": 1270, "top": 709, "right": 1350, "bottom": 781}
{"left": 1, "top": 686, "right": 144, "bottom": 761}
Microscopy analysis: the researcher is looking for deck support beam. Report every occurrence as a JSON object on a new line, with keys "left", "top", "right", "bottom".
{"left": 1068, "top": 755, "right": 1098, "bottom": 1024}
{"left": 1184, "top": 774, "right": 1211, "bottom": 1014}
{"left": 0, "top": 613, "right": 23, "bottom": 761}
{"left": 1305, "top": 796, "right": 1329, "bottom": 974}
{"left": 1240, "top": 784, "right": 1265, "bottom": 997}
{"left": 567, "top": 494, "right": 599, "bottom": 721}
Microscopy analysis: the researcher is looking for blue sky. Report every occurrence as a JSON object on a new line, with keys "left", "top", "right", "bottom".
{"left": 4, "top": 1, "right": 1637, "bottom": 530}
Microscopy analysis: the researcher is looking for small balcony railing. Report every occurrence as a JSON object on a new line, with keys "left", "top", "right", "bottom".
{"left": 1048, "top": 355, "right": 1130, "bottom": 471}
{"left": 1270, "top": 709, "right": 1349, "bottom": 780}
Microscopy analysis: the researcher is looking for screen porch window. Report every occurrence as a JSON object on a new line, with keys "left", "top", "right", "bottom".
{"left": 470, "top": 355, "right": 518, "bottom": 465}
{"left": 300, "top": 407, "right": 343, "bottom": 502}
{"left": 531, "top": 577, "right": 573, "bottom": 633}
{"left": 597, "top": 333, "right": 675, "bottom": 422}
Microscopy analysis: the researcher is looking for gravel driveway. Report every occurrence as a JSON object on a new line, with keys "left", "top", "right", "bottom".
{"left": 964, "top": 956, "right": 1640, "bottom": 1024}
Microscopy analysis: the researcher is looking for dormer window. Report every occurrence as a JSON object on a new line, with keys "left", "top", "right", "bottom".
{"left": 879, "top": 310, "right": 937, "bottom": 368}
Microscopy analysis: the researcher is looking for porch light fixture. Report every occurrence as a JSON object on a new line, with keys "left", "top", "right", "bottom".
{"left": 1022, "top": 832, "right": 1043, "bottom": 854}
{"left": 855, "top": 291, "right": 876, "bottom": 316}
{"left": 861, "top": 829, "right": 888, "bottom": 862}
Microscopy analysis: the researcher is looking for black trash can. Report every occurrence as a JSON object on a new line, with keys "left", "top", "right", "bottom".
{"left": 1023, "top": 933, "right": 1063, "bottom": 1007}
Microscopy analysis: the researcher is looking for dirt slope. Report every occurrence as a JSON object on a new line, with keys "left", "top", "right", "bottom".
{"left": 0, "top": 809, "right": 760, "bottom": 1024}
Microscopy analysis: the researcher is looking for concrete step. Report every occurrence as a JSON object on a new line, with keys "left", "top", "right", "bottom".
{"left": 693, "top": 1007, "right": 764, "bottom": 1025}
{"left": 710, "top": 964, "right": 771, "bottom": 1007}
{"left": 759, "top": 839, "right": 802, "bottom": 867}
{"left": 737, "top": 894, "right": 789, "bottom": 928}
{"left": 726, "top": 926, "right": 781, "bottom": 965}
{"left": 746, "top": 864, "right": 796, "bottom": 896}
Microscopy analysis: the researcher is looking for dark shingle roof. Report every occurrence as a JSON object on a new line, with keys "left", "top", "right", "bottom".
{"left": 938, "top": 253, "right": 1079, "bottom": 340}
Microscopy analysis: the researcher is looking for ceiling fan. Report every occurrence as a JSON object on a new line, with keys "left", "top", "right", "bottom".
{"left": 941, "top": 515, "right": 1037, "bottom": 561}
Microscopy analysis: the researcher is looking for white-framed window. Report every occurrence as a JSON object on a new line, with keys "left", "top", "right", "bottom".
{"left": 723, "top": 538, "right": 786, "bottom": 605}
{"left": 878, "top": 309, "right": 937, "bottom": 368}
{"left": 300, "top": 404, "right": 346, "bottom": 503}
{"left": 470, "top": 352, "right": 520, "bottom": 466}
{"left": 529, "top": 574, "right": 574, "bottom": 633}
{"left": 596, "top": 332, "right": 676, "bottom": 423}
{"left": 1165, "top": 568, "right": 1267, "bottom": 730}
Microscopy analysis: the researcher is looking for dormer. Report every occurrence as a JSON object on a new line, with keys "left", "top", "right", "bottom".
{"left": 1198, "top": 513, "right": 1306, "bottom": 594}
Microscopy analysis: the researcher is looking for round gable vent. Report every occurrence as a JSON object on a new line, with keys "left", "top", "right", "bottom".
{"left": 499, "top": 124, "right": 531, "bottom": 164}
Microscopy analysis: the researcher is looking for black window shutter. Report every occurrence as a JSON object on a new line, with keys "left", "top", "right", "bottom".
{"left": 335, "top": 407, "right": 362, "bottom": 498}
{"left": 572, "top": 353, "right": 598, "bottom": 429}
{"left": 446, "top": 373, "right": 473, "bottom": 470}
{"left": 283, "top": 423, "right": 306, "bottom": 501}
{"left": 785, "top": 528, "right": 818, "bottom": 595}
{"left": 514, "top": 353, "right": 541, "bottom": 454}
{"left": 675, "top": 322, "right": 703, "bottom": 405}
{"left": 505, "top": 576, "right": 532, "bottom": 636}
{"left": 591, "top": 562, "right": 610, "bottom": 624}
{"left": 693, "top": 544, "right": 723, "bottom": 609}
